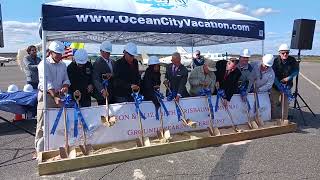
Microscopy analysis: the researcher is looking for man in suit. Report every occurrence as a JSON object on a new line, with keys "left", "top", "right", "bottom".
{"left": 92, "top": 41, "right": 114, "bottom": 105}
{"left": 164, "top": 52, "right": 189, "bottom": 101}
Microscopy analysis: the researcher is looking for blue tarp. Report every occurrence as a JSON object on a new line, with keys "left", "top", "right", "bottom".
{"left": 0, "top": 91, "right": 38, "bottom": 115}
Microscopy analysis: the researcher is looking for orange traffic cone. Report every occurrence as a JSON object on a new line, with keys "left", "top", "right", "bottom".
{"left": 14, "top": 114, "right": 23, "bottom": 122}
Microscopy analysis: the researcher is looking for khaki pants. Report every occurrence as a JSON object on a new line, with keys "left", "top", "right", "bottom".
{"left": 270, "top": 87, "right": 288, "bottom": 120}
{"left": 35, "top": 91, "right": 59, "bottom": 152}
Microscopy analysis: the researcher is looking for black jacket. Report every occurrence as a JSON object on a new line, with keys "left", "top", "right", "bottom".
{"left": 67, "top": 61, "right": 93, "bottom": 106}
{"left": 272, "top": 55, "right": 299, "bottom": 90}
{"left": 165, "top": 63, "right": 189, "bottom": 97}
{"left": 215, "top": 60, "right": 241, "bottom": 101}
{"left": 142, "top": 66, "right": 161, "bottom": 107}
{"left": 113, "top": 56, "right": 141, "bottom": 101}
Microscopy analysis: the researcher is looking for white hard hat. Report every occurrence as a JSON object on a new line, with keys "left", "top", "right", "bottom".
{"left": 262, "top": 54, "right": 274, "bottom": 67}
{"left": 124, "top": 42, "right": 138, "bottom": 56}
{"left": 74, "top": 49, "right": 88, "bottom": 64}
{"left": 148, "top": 56, "right": 160, "bottom": 65}
{"left": 240, "top": 49, "right": 251, "bottom": 58}
{"left": 23, "top": 84, "right": 34, "bottom": 92}
{"left": 100, "top": 41, "right": 112, "bottom": 53}
{"left": 278, "top": 43, "right": 290, "bottom": 51}
{"left": 7, "top": 84, "right": 19, "bottom": 93}
{"left": 48, "top": 41, "right": 65, "bottom": 54}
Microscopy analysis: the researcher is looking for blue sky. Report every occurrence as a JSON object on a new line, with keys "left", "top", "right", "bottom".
{"left": 0, "top": 0, "right": 319, "bottom": 55}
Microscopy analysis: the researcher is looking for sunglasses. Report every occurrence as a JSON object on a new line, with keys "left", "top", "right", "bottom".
{"left": 281, "top": 51, "right": 289, "bottom": 55}
{"left": 196, "top": 54, "right": 200, "bottom": 56}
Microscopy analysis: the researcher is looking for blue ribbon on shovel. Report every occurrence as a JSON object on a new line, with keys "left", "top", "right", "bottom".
{"left": 199, "top": 88, "right": 214, "bottom": 118}
{"left": 102, "top": 79, "right": 109, "bottom": 89}
{"left": 73, "top": 102, "right": 89, "bottom": 138}
{"left": 131, "top": 92, "right": 146, "bottom": 120}
{"left": 166, "top": 90, "right": 182, "bottom": 122}
{"left": 50, "top": 94, "right": 72, "bottom": 135}
{"left": 279, "top": 83, "right": 295, "bottom": 102}
{"left": 154, "top": 90, "right": 169, "bottom": 120}
{"left": 215, "top": 89, "right": 226, "bottom": 112}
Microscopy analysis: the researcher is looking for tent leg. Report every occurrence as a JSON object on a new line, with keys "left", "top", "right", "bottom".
{"left": 42, "top": 30, "right": 48, "bottom": 151}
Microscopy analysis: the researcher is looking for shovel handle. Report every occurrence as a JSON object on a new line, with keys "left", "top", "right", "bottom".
{"left": 63, "top": 107, "right": 69, "bottom": 152}
{"left": 221, "top": 97, "right": 237, "bottom": 127}
{"left": 205, "top": 96, "right": 214, "bottom": 129}
{"left": 281, "top": 93, "right": 285, "bottom": 122}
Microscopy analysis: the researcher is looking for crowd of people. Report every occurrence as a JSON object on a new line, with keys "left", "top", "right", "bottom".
{"left": 20, "top": 41, "right": 299, "bottom": 156}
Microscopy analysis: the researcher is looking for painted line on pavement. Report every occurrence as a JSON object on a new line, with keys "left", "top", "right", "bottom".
{"left": 299, "top": 72, "right": 320, "bottom": 91}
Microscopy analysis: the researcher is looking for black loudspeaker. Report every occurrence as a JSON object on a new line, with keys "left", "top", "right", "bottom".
{"left": 290, "top": 19, "right": 316, "bottom": 50}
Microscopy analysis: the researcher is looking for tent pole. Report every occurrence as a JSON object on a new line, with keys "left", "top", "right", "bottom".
{"left": 261, "top": 40, "right": 265, "bottom": 56}
{"left": 42, "top": 29, "right": 48, "bottom": 151}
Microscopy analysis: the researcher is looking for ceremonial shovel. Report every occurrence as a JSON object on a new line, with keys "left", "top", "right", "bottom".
{"left": 243, "top": 99, "right": 259, "bottom": 129}
{"left": 74, "top": 91, "right": 94, "bottom": 156}
{"left": 253, "top": 82, "right": 264, "bottom": 127}
{"left": 132, "top": 89, "right": 151, "bottom": 147}
{"left": 100, "top": 74, "right": 117, "bottom": 127}
{"left": 279, "top": 93, "right": 289, "bottom": 126}
{"left": 59, "top": 95, "right": 76, "bottom": 159}
{"left": 220, "top": 97, "right": 242, "bottom": 133}
{"left": 164, "top": 82, "right": 197, "bottom": 128}
{"left": 205, "top": 95, "right": 220, "bottom": 136}
{"left": 156, "top": 104, "right": 171, "bottom": 142}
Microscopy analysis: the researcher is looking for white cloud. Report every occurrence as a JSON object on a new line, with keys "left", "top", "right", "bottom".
{"left": 0, "top": 21, "right": 41, "bottom": 52}
{"left": 251, "top": 8, "right": 279, "bottom": 17}
{"left": 217, "top": 3, "right": 248, "bottom": 14}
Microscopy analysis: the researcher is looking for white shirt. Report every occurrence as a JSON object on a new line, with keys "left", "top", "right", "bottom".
{"left": 38, "top": 56, "right": 70, "bottom": 91}
{"left": 251, "top": 61, "right": 275, "bottom": 92}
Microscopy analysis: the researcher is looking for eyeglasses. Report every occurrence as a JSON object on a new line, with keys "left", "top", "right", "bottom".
{"left": 281, "top": 51, "right": 289, "bottom": 55}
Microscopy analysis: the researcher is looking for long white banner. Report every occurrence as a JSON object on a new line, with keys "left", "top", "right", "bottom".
{"left": 44, "top": 93, "right": 271, "bottom": 151}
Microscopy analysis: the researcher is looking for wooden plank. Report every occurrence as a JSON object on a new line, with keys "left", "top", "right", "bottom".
{"left": 39, "top": 123, "right": 296, "bottom": 175}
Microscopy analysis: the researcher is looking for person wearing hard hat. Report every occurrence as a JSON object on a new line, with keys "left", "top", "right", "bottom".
{"left": 36, "top": 41, "right": 70, "bottom": 155}
{"left": 271, "top": 43, "right": 299, "bottom": 119}
{"left": 23, "top": 45, "right": 41, "bottom": 89}
{"left": 192, "top": 50, "right": 205, "bottom": 68}
{"left": 164, "top": 52, "right": 189, "bottom": 101}
{"left": 188, "top": 59, "right": 217, "bottom": 96}
{"left": 214, "top": 57, "right": 241, "bottom": 107}
{"left": 237, "top": 49, "right": 256, "bottom": 100}
{"left": 113, "top": 42, "right": 141, "bottom": 103}
{"left": 93, "top": 41, "right": 115, "bottom": 105}
{"left": 251, "top": 54, "right": 275, "bottom": 92}
{"left": 23, "top": 84, "right": 34, "bottom": 93}
{"left": 67, "top": 49, "right": 94, "bottom": 107}
{"left": 141, "top": 56, "right": 161, "bottom": 107}
{"left": 7, "top": 84, "right": 19, "bottom": 93}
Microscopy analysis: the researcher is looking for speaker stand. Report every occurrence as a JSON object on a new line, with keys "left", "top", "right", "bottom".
{"left": 292, "top": 49, "right": 317, "bottom": 126}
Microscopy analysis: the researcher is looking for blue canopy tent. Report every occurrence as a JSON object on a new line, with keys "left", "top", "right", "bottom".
{"left": 41, "top": 0, "right": 264, "bottom": 150}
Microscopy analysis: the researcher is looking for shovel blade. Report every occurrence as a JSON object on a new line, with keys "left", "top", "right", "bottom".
{"left": 79, "top": 144, "right": 94, "bottom": 156}
{"left": 136, "top": 137, "right": 144, "bottom": 147}
{"left": 144, "top": 137, "right": 151, "bottom": 146}
{"left": 183, "top": 119, "right": 197, "bottom": 128}
{"left": 163, "top": 130, "right": 171, "bottom": 140}
{"left": 59, "top": 147, "right": 68, "bottom": 159}
{"left": 108, "top": 116, "right": 117, "bottom": 127}
{"left": 250, "top": 121, "right": 259, "bottom": 129}
{"left": 101, "top": 116, "right": 110, "bottom": 127}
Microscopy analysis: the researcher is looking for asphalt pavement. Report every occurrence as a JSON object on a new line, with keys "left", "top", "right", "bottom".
{"left": 0, "top": 62, "right": 320, "bottom": 180}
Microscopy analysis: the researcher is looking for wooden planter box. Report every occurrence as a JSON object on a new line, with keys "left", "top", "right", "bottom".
{"left": 38, "top": 121, "right": 297, "bottom": 175}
